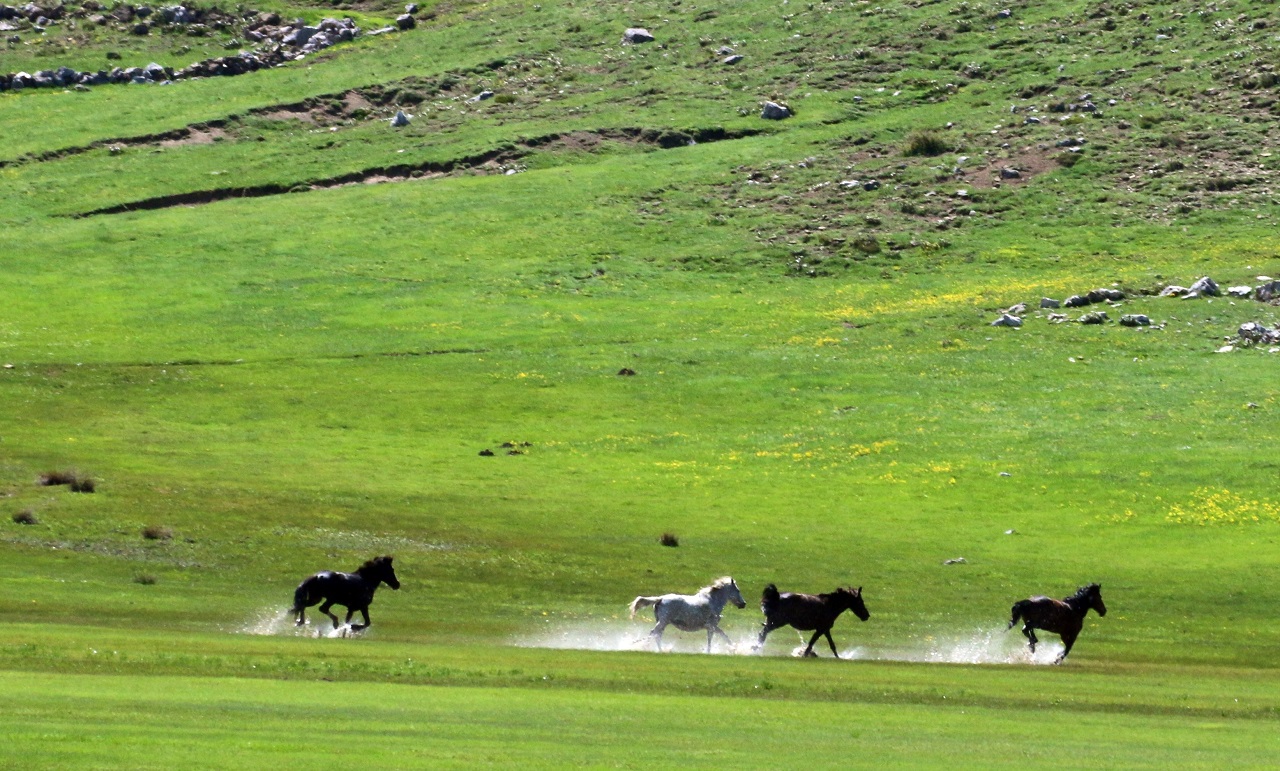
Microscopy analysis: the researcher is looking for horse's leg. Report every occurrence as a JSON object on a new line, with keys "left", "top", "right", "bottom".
{"left": 804, "top": 630, "right": 823, "bottom": 657}
{"left": 649, "top": 620, "right": 668, "bottom": 651}
{"left": 1022, "top": 624, "right": 1038, "bottom": 653}
{"left": 318, "top": 600, "right": 341, "bottom": 629}
{"left": 706, "top": 627, "right": 714, "bottom": 654}
{"left": 824, "top": 630, "right": 840, "bottom": 658}
{"left": 1057, "top": 629, "right": 1080, "bottom": 664}
{"left": 351, "top": 607, "right": 371, "bottom": 632}
{"left": 756, "top": 621, "right": 782, "bottom": 649}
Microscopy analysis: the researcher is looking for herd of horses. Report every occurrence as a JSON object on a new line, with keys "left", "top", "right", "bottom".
{"left": 291, "top": 556, "right": 1108, "bottom": 664}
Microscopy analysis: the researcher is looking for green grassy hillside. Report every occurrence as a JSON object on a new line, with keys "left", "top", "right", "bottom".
{"left": 3, "top": 0, "right": 1279, "bottom": 764}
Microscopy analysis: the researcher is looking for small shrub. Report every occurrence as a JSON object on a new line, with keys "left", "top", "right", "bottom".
{"left": 903, "top": 130, "right": 949, "bottom": 157}
{"left": 142, "top": 525, "right": 173, "bottom": 541}
{"left": 69, "top": 476, "right": 96, "bottom": 493}
{"left": 133, "top": 574, "right": 157, "bottom": 585}
{"left": 494, "top": 94, "right": 516, "bottom": 104}
{"left": 39, "top": 470, "right": 76, "bottom": 486}
{"left": 1054, "top": 152, "right": 1082, "bottom": 168}
{"left": 659, "top": 532, "right": 680, "bottom": 547}
{"left": 12, "top": 509, "right": 38, "bottom": 525}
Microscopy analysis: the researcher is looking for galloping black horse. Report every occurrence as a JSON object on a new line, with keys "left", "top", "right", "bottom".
{"left": 1008, "top": 583, "right": 1106, "bottom": 663}
{"left": 756, "top": 584, "right": 870, "bottom": 657}
{"left": 292, "top": 555, "right": 400, "bottom": 631}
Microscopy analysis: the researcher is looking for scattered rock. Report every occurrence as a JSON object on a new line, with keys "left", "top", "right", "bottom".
{"left": 1216, "top": 344, "right": 1234, "bottom": 353}
{"left": 478, "top": 448, "right": 495, "bottom": 456}
{"left": 1120, "top": 314, "right": 1151, "bottom": 327}
{"left": 1187, "top": 276, "right": 1220, "bottom": 297}
{"left": 1040, "top": 297, "right": 1060, "bottom": 309}
{"left": 1078, "top": 311, "right": 1109, "bottom": 324}
{"left": 1063, "top": 294, "right": 1090, "bottom": 308}
{"left": 395, "top": 13, "right": 414, "bottom": 29}
{"left": 760, "top": 100, "right": 792, "bottom": 120}
{"left": 722, "top": 54, "right": 743, "bottom": 65}
{"left": 617, "top": 367, "right": 637, "bottom": 376}
{"left": 999, "top": 167, "right": 1021, "bottom": 179}
{"left": 1159, "top": 285, "right": 1189, "bottom": 297}
{"left": 1047, "top": 313, "right": 1068, "bottom": 322}
{"left": 1255, "top": 280, "right": 1280, "bottom": 302}
{"left": 1087, "top": 288, "right": 1125, "bottom": 302}
{"left": 1238, "top": 322, "right": 1280, "bottom": 345}
{"left": 390, "top": 109, "right": 411, "bottom": 127}
{"left": 622, "top": 27, "right": 654, "bottom": 44}
{"left": 943, "top": 557, "right": 967, "bottom": 565}
{"left": 465, "top": 90, "right": 494, "bottom": 104}
{"left": 991, "top": 313, "right": 1022, "bottom": 327}
{"left": 1228, "top": 286, "right": 1253, "bottom": 298}
{"left": 1004, "top": 303, "right": 1027, "bottom": 315}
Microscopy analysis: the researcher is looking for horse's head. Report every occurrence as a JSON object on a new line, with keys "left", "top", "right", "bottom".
{"left": 713, "top": 577, "right": 747, "bottom": 609}
{"left": 1086, "top": 583, "right": 1105, "bottom": 616}
{"left": 361, "top": 555, "right": 401, "bottom": 590}
{"left": 840, "top": 586, "right": 870, "bottom": 621}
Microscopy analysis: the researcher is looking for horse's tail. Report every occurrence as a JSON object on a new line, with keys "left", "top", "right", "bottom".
{"left": 761, "top": 583, "right": 781, "bottom": 616}
{"left": 291, "top": 578, "right": 314, "bottom": 614}
{"left": 1008, "top": 600, "right": 1029, "bottom": 629}
{"left": 629, "top": 595, "right": 660, "bottom": 619}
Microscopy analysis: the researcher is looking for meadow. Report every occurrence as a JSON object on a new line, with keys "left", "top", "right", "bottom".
{"left": 3, "top": 0, "right": 1280, "bottom": 765}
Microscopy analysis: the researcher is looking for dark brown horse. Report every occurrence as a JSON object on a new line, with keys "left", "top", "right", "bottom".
{"left": 1008, "top": 583, "right": 1106, "bottom": 663}
{"left": 292, "top": 555, "right": 400, "bottom": 631}
{"left": 756, "top": 584, "right": 869, "bottom": 657}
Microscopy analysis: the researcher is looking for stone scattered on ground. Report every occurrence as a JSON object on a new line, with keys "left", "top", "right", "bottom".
{"left": 1255, "top": 280, "right": 1280, "bottom": 302}
{"left": 1228, "top": 286, "right": 1253, "bottom": 298}
{"left": 990, "top": 313, "right": 1023, "bottom": 327}
{"left": 1187, "top": 276, "right": 1221, "bottom": 297}
{"left": 1120, "top": 314, "right": 1151, "bottom": 327}
{"left": 1078, "top": 311, "right": 1109, "bottom": 324}
{"left": 1040, "top": 297, "right": 1060, "bottom": 309}
{"left": 390, "top": 110, "right": 411, "bottom": 127}
{"left": 622, "top": 27, "right": 654, "bottom": 43}
{"left": 0, "top": 9, "right": 379, "bottom": 91}
{"left": 1238, "top": 322, "right": 1280, "bottom": 345}
{"left": 760, "top": 101, "right": 792, "bottom": 120}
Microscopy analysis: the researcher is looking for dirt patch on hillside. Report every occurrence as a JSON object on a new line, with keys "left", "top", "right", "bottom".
{"left": 158, "top": 127, "right": 230, "bottom": 148}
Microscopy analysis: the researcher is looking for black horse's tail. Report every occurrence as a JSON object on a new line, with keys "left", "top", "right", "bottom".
{"left": 761, "top": 583, "right": 781, "bottom": 616}
{"left": 1008, "top": 600, "right": 1029, "bottom": 630}
{"left": 292, "top": 578, "right": 315, "bottom": 615}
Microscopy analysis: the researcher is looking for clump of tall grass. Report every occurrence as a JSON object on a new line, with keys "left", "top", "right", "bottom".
{"left": 902, "top": 130, "right": 950, "bottom": 157}
{"left": 142, "top": 525, "right": 173, "bottom": 541}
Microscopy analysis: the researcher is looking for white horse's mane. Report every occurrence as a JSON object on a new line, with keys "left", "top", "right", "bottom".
{"left": 704, "top": 576, "right": 736, "bottom": 593}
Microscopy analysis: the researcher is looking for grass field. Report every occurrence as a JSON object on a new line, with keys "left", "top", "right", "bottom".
{"left": 3, "top": 0, "right": 1280, "bottom": 765}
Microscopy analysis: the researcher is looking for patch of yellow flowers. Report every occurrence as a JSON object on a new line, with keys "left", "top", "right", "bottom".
{"left": 1166, "top": 488, "right": 1280, "bottom": 526}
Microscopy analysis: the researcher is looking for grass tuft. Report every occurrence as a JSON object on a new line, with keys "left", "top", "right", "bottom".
{"left": 902, "top": 130, "right": 950, "bottom": 157}
{"left": 38, "top": 470, "right": 76, "bottom": 486}
{"left": 141, "top": 525, "right": 173, "bottom": 541}
{"left": 659, "top": 532, "right": 679, "bottom": 547}
{"left": 12, "top": 509, "right": 38, "bottom": 525}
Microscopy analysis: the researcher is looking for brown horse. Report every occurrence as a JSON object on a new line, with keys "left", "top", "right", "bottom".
{"left": 1008, "top": 583, "right": 1106, "bottom": 663}
{"left": 755, "top": 584, "right": 869, "bottom": 657}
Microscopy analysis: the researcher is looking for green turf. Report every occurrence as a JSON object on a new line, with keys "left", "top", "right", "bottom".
{"left": 4, "top": 0, "right": 1280, "bottom": 763}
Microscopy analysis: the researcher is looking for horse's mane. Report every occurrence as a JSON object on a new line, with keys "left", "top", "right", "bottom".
{"left": 705, "top": 576, "right": 735, "bottom": 592}
{"left": 1067, "top": 583, "right": 1100, "bottom": 602}
{"left": 357, "top": 555, "right": 393, "bottom": 574}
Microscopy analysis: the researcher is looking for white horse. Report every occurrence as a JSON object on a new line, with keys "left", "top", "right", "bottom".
{"left": 628, "top": 576, "right": 747, "bottom": 652}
